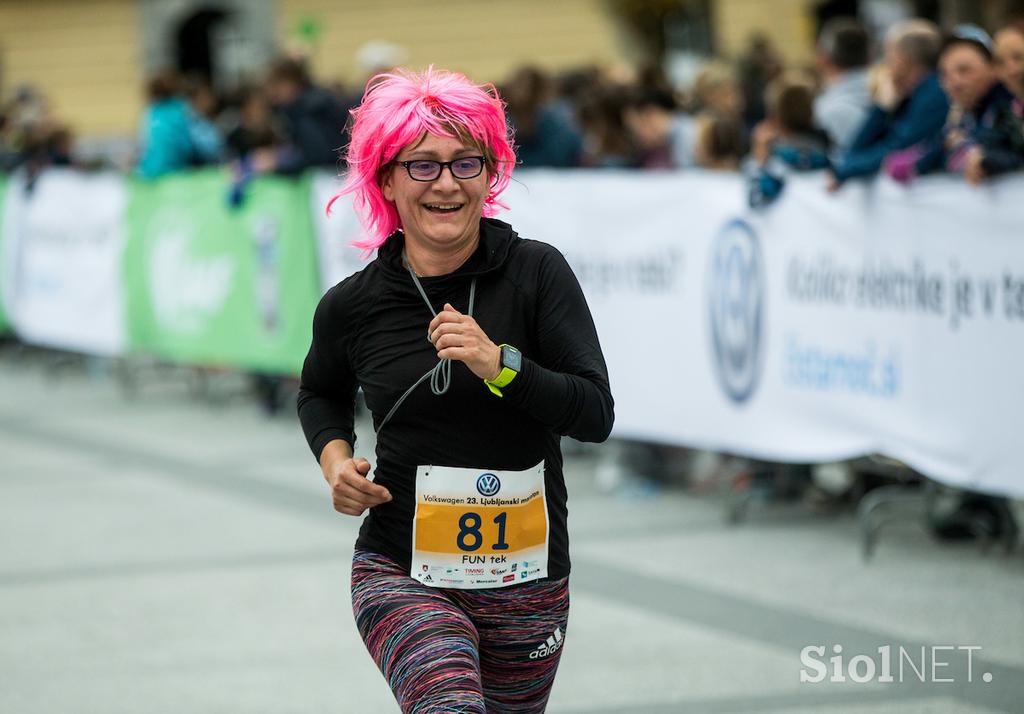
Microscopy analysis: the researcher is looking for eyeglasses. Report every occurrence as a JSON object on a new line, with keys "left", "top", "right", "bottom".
{"left": 393, "top": 156, "right": 486, "bottom": 182}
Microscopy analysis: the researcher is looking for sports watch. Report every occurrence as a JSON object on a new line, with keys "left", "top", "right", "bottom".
{"left": 484, "top": 344, "right": 522, "bottom": 397}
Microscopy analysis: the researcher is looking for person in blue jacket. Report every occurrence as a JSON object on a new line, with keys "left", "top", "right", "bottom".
{"left": 829, "top": 20, "right": 948, "bottom": 189}
{"left": 137, "top": 72, "right": 222, "bottom": 179}
{"left": 889, "top": 26, "right": 1024, "bottom": 185}
{"left": 748, "top": 75, "right": 831, "bottom": 207}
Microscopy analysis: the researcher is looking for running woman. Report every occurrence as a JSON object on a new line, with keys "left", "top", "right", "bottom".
{"left": 297, "top": 67, "right": 614, "bottom": 713}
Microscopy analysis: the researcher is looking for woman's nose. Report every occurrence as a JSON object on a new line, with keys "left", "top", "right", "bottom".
{"left": 432, "top": 165, "right": 461, "bottom": 190}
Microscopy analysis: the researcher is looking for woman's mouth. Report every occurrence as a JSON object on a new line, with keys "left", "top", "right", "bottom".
{"left": 423, "top": 202, "right": 464, "bottom": 214}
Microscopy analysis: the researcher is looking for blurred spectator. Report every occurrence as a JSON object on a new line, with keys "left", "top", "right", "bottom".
{"left": 137, "top": 71, "right": 221, "bottom": 178}
{"left": 552, "top": 66, "right": 598, "bottom": 129}
{"left": 0, "top": 86, "right": 73, "bottom": 187}
{"left": 677, "top": 61, "right": 749, "bottom": 168}
{"left": 502, "top": 66, "right": 582, "bottom": 168}
{"left": 695, "top": 114, "right": 746, "bottom": 170}
{"left": 183, "top": 76, "right": 224, "bottom": 164}
{"left": 814, "top": 17, "right": 873, "bottom": 153}
{"left": 737, "top": 33, "right": 784, "bottom": 128}
{"left": 748, "top": 74, "right": 831, "bottom": 206}
{"left": 577, "top": 82, "right": 638, "bottom": 168}
{"left": 0, "top": 116, "right": 9, "bottom": 171}
{"left": 241, "top": 56, "right": 350, "bottom": 413}
{"left": 225, "top": 86, "right": 281, "bottom": 159}
{"left": 891, "top": 26, "right": 1024, "bottom": 185}
{"left": 829, "top": 19, "right": 947, "bottom": 188}
{"left": 693, "top": 61, "right": 747, "bottom": 121}
{"left": 622, "top": 86, "right": 692, "bottom": 169}
{"left": 994, "top": 24, "right": 1024, "bottom": 104}
{"left": 252, "top": 57, "right": 351, "bottom": 175}
{"left": 0, "top": 87, "right": 43, "bottom": 171}
{"left": 223, "top": 86, "right": 284, "bottom": 209}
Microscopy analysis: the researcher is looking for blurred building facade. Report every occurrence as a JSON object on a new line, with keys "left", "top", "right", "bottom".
{"left": 0, "top": 0, "right": 144, "bottom": 138}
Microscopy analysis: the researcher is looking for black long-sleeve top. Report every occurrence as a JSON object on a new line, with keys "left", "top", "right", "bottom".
{"left": 833, "top": 72, "right": 949, "bottom": 182}
{"left": 297, "top": 217, "right": 614, "bottom": 579}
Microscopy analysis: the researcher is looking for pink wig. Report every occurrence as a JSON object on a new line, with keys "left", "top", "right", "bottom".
{"left": 328, "top": 66, "right": 517, "bottom": 253}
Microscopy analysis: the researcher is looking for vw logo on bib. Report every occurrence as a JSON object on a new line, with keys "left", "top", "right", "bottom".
{"left": 476, "top": 473, "right": 501, "bottom": 497}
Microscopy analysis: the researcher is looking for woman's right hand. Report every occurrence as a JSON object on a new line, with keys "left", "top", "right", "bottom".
{"left": 320, "top": 440, "right": 392, "bottom": 516}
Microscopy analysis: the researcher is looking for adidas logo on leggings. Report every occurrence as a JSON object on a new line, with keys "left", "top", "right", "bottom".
{"left": 529, "top": 627, "right": 564, "bottom": 660}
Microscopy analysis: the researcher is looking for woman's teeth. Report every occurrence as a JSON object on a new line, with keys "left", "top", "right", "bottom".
{"left": 425, "top": 203, "right": 462, "bottom": 213}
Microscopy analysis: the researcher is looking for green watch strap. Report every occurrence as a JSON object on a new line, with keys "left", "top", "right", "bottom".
{"left": 484, "top": 344, "right": 519, "bottom": 397}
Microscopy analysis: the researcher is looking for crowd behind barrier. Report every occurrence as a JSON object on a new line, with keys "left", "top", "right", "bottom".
{"left": 2, "top": 17, "right": 1023, "bottom": 196}
{"left": 2, "top": 166, "right": 1023, "bottom": 510}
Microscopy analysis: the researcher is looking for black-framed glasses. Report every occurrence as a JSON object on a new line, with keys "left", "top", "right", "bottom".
{"left": 394, "top": 156, "right": 486, "bottom": 182}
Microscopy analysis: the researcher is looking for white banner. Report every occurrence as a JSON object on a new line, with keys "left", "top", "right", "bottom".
{"left": 314, "top": 169, "right": 1024, "bottom": 498}
{"left": 309, "top": 172, "right": 372, "bottom": 290}
{"left": 1, "top": 170, "right": 127, "bottom": 355}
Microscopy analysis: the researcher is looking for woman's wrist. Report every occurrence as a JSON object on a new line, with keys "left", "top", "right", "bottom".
{"left": 320, "top": 438, "right": 353, "bottom": 465}
{"left": 485, "top": 343, "right": 502, "bottom": 381}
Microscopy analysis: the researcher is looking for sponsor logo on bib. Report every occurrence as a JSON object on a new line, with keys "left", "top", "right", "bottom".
{"left": 476, "top": 472, "right": 501, "bottom": 497}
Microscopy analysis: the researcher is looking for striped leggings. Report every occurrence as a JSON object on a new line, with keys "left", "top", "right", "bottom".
{"left": 351, "top": 550, "right": 570, "bottom": 713}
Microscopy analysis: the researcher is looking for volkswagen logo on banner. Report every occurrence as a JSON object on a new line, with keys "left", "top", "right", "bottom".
{"left": 707, "top": 219, "right": 765, "bottom": 404}
{"left": 476, "top": 473, "right": 501, "bottom": 497}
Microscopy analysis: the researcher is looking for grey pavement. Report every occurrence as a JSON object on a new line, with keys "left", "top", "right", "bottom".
{"left": 1, "top": 350, "right": 1022, "bottom": 714}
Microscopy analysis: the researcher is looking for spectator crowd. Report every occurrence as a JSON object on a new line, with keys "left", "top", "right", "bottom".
{"left": 2, "top": 15, "right": 1023, "bottom": 206}
{"left": 501, "top": 16, "right": 1024, "bottom": 205}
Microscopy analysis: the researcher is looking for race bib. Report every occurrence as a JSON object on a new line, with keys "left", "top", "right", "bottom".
{"left": 411, "top": 462, "right": 548, "bottom": 589}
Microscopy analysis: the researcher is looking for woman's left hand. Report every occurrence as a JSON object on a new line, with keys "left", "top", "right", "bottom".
{"left": 428, "top": 303, "right": 501, "bottom": 381}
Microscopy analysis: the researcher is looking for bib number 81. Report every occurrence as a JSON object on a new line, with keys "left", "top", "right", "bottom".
{"left": 457, "top": 512, "right": 510, "bottom": 552}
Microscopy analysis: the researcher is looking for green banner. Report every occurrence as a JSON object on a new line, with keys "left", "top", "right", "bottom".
{"left": 124, "top": 170, "right": 321, "bottom": 374}
{"left": 0, "top": 174, "right": 9, "bottom": 334}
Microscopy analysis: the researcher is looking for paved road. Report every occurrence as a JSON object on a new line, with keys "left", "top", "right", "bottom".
{"left": 2, "top": 353, "right": 1022, "bottom": 713}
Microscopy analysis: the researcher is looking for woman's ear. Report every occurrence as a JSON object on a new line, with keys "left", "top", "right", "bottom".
{"left": 381, "top": 167, "right": 395, "bottom": 202}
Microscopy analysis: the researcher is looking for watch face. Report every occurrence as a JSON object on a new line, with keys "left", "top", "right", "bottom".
{"left": 502, "top": 345, "right": 522, "bottom": 372}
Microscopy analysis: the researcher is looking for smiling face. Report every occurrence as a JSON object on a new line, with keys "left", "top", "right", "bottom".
{"left": 995, "top": 28, "right": 1024, "bottom": 97}
{"left": 381, "top": 131, "right": 490, "bottom": 260}
{"left": 940, "top": 43, "right": 997, "bottom": 110}
{"left": 885, "top": 42, "right": 917, "bottom": 97}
